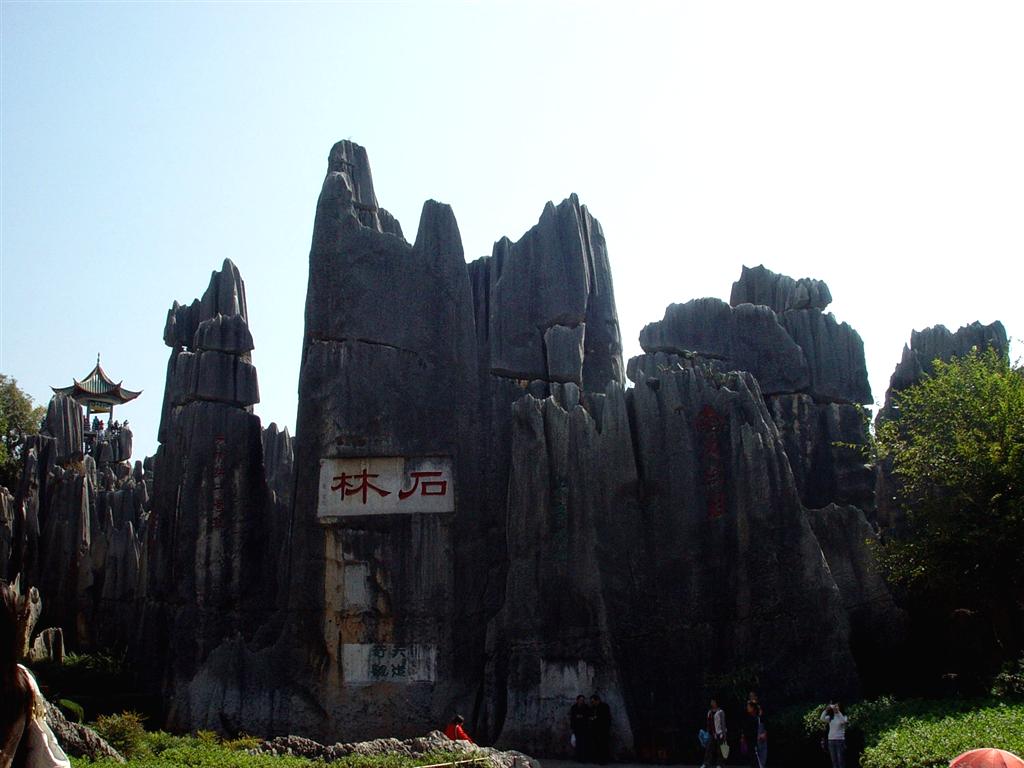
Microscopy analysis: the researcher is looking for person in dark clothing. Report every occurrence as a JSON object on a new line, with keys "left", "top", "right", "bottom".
{"left": 741, "top": 700, "right": 768, "bottom": 767}
{"left": 588, "top": 694, "right": 611, "bottom": 764}
{"left": 570, "top": 694, "right": 590, "bottom": 761}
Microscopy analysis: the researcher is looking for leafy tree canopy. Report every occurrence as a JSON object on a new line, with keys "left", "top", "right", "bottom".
{"left": 875, "top": 348, "right": 1023, "bottom": 617}
{"left": 0, "top": 374, "right": 46, "bottom": 489}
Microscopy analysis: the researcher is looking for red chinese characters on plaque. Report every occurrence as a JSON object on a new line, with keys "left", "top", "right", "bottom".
{"left": 318, "top": 457, "right": 454, "bottom": 519}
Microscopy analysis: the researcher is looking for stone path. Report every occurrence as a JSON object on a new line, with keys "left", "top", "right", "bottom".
{"left": 543, "top": 760, "right": 703, "bottom": 768}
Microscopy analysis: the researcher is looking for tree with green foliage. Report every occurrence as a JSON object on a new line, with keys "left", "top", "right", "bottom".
{"left": 875, "top": 347, "right": 1024, "bottom": 661}
{"left": 0, "top": 374, "right": 46, "bottom": 490}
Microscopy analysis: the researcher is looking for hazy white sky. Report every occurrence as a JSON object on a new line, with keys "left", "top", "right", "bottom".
{"left": 2, "top": 2, "right": 1021, "bottom": 458}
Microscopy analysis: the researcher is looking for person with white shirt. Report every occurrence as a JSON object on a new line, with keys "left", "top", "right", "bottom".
{"left": 701, "top": 698, "right": 727, "bottom": 767}
{"left": 820, "top": 702, "right": 849, "bottom": 768}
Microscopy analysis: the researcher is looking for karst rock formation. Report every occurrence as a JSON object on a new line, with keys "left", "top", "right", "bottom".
{"left": 2, "top": 139, "right": 1005, "bottom": 759}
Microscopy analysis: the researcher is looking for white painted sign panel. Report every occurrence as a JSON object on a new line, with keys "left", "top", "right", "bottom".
{"left": 318, "top": 456, "right": 454, "bottom": 519}
{"left": 342, "top": 643, "right": 437, "bottom": 684}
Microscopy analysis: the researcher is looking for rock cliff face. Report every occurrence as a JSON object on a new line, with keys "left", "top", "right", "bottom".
{"left": 2, "top": 142, "right": 942, "bottom": 762}
{"left": 286, "top": 140, "right": 482, "bottom": 741}
{"left": 279, "top": 143, "right": 891, "bottom": 756}
{"left": 141, "top": 258, "right": 287, "bottom": 732}
{"left": 620, "top": 355, "right": 860, "bottom": 737}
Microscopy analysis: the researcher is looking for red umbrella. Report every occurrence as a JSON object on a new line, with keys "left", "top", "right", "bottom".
{"left": 949, "top": 749, "right": 1024, "bottom": 768}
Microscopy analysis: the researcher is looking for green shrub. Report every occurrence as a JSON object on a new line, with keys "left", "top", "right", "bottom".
{"left": 860, "top": 701, "right": 1024, "bottom": 768}
{"left": 68, "top": 733, "right": 475, "bottom": 768}
{"left": 92, "top": 711, "right": 148, "bottom": 759}
{"left": 223, "top": 735, "right": 263, "bottom": 752}
{"left": 58, "top": 698, "right": 86, "bottom": 724}
{"left": 992, "top": 657, "right": 1024, "bottom": 698}
{"left": 62, "top": 651, "right": 128, "bottom": 677}
{"left": 142, "top": 730, "right": 188, "bottom": 755}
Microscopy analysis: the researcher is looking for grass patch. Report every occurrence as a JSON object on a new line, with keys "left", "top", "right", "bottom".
{"left": 860, "top": 701, "right": 1024, "bottom": 768}
{"left": 70, "top": 726, "right": 479, "bottom": 768}
{"left": 772, "top": 697, "right": 1024, "bottom": 768}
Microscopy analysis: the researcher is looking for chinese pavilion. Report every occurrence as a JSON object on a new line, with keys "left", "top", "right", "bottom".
{"left": 51, "top": 354, "right": 142, "bottom": 425}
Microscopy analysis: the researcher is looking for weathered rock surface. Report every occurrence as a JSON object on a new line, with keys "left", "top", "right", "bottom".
{"left": 769, "top": 394, "right": 874, "bottom": 511}
{"left": 45, "top": 702, "right": 125, "bottom": 763}
{"left": 622, "top": 353, "right": 860, "bottom": 732}
{"left": 779, "top": 310, "right": 871, "bottom": 404}
{"left": 639, "top": 299, "right": 810, "bottom": 395}
{"left": 730, "top": 263, "right": 832, "bottom": 312}
{"left": 159, "top": 260, "right": 259, "bottom": 441}
{"left": 163, "top": 259, "right": 248, "bottom": 349}
{"left": 43, "top": 395, "right": 85, "bottom": 464}
{"left": 482, "top": 392, "right": 633, "bottom": 756}
{"left": 194, "top": 314, "right": 255, "bottom": 356}
{"left": 30, "top": 626, "right": 65, "bottom": 663}
{"left": 469, "top": 195, "right": 624, "bottom": 391}
{"left": 0, "top": 487, "right": 13, "bottom": 576}
{"left": 142, "top": 258, "right": 280, "bottom": 732}
{"left": 806, "top": 504, "right": 909, "bottom": 690}
{"left": 543, "top": 323, "right": 585, "bottom": 385}
{"left": 879, "top": 320, "right": 1008, "bottom": 421}
{"left": 283, "top": 140, "right": 483, "bottom": 742}
{"left": 255, "top": 730, "right": 540, "bottom": 768}
{"left": 646, "top": 268, "right": 876, "bottom": 513}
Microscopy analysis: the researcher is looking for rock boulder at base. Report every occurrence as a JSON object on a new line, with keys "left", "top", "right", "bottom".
{"left": 45, "top": 702, "right": 125, "bottom": 763}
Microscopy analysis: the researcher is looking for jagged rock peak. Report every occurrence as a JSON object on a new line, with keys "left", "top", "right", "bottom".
{"left": 880, "top": 320, "right": 1008, "bottom": 419}
{"left": 468, "top": 193, "right": 624, "bottom": 391}
{"left": 163, "top": 259, "right": 249, "bottom": 348}
{"left": 43, "top": 395, "right": 84, "bottom": 464}
{"left": 730, "top": 264, "right": 833, "bottom": 312}
{"left": 324, "top": 139, "right": 403, "bottom": 237}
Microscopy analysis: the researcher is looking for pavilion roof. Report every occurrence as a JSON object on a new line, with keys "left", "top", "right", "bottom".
{"left": 52, "top": 357, "right": 142, "bottom": 407}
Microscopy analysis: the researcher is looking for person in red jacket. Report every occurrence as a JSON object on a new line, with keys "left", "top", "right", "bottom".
{"left": 444, "top": 715, "right": 474, "bottom": 743}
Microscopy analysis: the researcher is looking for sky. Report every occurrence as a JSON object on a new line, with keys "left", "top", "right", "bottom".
{"left": 1, "top": 1, "right": 1021, "bottom": 460}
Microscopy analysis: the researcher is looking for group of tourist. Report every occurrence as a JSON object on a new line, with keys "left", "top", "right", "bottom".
{"left": 699, "top": 692, "right": 767, "bottom": 768}
{"left": 85, "top": 416, "right": 127, "bottom": 436}
{"left": 569, "top": 694, "right": 613, "bottom": 764}
{"left": 81, "top": 415, "right": 128, "bottom": 457}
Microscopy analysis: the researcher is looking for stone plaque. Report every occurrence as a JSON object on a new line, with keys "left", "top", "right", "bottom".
{"left": 342, "top": 643, "right": 437, "bottom": 684}
{"left": 318, "top": 456, "right": 454, "bottom": 519}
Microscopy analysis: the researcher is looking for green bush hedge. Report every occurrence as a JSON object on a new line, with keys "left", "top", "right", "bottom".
{"left": 770, "top": 697, "right": 1024, "bottom": 768}
{"left": 71, "top": 724, "right": 473, "bottom": 768}
{"left": 860, "top": 702, "right": 1024, "bottom": 768}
